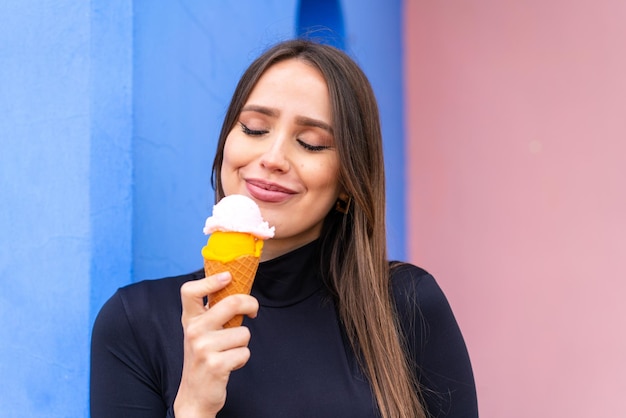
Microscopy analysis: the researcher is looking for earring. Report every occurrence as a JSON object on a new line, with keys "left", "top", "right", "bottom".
{"left": 335, "top": 193, "right": 351, "bottom": 214}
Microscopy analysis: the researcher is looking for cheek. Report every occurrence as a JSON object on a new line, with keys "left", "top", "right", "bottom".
{"left": 222, "top": 134, "right": 251, "bottom": 169}
{"left": 307, "top": 158, "right": 340, "bottom": 194}
{"left": 220, "top": 136, "right": 245, "bottom": 191}
{"left": 222, "top": 135, "right": 237, "bottom": 165}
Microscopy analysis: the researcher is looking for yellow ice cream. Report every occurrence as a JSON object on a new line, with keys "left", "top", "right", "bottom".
{"left": 201, "top": 231, "right": 264, "bottom": 262}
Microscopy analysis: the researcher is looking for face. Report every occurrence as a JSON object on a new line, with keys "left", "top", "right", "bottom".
{"left": 221, "top": 58, "right": 341, "bottom": 260}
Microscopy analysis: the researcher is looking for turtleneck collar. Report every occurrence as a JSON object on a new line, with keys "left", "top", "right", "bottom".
{"left": 252, "top": 240, "right": 324, "bottom": 308}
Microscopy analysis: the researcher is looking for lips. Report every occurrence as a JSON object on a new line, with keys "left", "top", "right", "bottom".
{"left": 246, "top": 179, "right": 297, "bottom": 203}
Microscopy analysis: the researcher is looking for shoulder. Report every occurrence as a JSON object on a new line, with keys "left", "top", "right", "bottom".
{"left": 388, "top": 262, "right": 459, "bottom": 338}
{"left": 388, "top": 261, "right": 431, "bottom": 287}
{"left": 91, "top": 270, "right": 204, "bottom": 371}
{"left": 90, "top": 271, "right": 203, "bottom": 409}
{"left": 389, "top": 262, "right": 444, "bottom": 309}
{"left": 117, "top": 269, "right": 204, "bottom": 322}
{"left": 117, "top": 269, "right": 203, "bottom": 307}
{"left": 93, "top": 269, "right": 203, "bottom": 335}
{"left": 389, "top": 262, "right": 479, "bottom": 416}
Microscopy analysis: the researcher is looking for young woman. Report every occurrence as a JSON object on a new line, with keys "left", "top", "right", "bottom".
{"left": 91, "top": 39, "right": 478, "bottom": 418}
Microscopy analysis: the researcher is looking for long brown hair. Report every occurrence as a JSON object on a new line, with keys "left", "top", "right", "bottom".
{"left": 212, "top": 39, "right": 426, "bottom": 418}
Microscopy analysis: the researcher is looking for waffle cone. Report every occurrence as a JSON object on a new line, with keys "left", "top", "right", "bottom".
{"left": 203, "top": 254, "right": 260, "bottom": 328}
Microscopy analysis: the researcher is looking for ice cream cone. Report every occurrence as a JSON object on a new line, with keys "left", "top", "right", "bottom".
{"left": 204, "top": 254, "right": 260, "bottom": 328}
{"left": 200, "top": 195, "right": 274, "bottom": 328}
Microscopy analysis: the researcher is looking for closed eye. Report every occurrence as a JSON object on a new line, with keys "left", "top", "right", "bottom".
{"left": 240, "top": 122, "right": 268, "bottom": 136}
{"left": 297, "top": 139, "right": 331, "bottom": 152}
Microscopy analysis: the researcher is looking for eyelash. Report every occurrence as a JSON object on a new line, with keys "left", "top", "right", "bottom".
{"left": 240, "top": 122, "right": 267, "bottom": 136}
{"left": 297, "top": 139, "right": 330, "bottom": 152}
{"left": 239, "top": 122, "right": 330, "bottom": 152}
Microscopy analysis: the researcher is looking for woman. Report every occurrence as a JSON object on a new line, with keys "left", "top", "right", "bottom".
{"left": 91, "top": 39, "right": 478, "bottom": 418}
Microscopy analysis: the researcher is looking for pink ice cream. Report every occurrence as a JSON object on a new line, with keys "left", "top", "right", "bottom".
{"left": 203, "top": 194, "right": 275, "bottom": 239}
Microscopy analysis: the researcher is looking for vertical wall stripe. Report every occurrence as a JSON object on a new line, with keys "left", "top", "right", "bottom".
{"left": 340, "top": 0, "right": 406, "bottom": 259}
{"left": 89, "top": 0, "right": 134, "bottom": 324}
{"left": 296, "top": 0, "right": 406, "bottom": 259}
{"left": 296, "top": 0, "right": 346, "bottom": 50}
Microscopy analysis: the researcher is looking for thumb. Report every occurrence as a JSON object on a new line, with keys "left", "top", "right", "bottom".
{"left": 180, "top": 272, "right": 231, "bottom": 318}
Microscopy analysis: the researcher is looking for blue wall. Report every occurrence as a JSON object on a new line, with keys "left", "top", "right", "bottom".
{"left": 1, "top": 1, "right": 132, "bottom": 416}
{"left": 132, "top": 1, "right": 297, "bottom": 282}
{"left": 0, "top": 1, "right": 404, "bottom": 416}
{"left": 341, "top": 0, "right": 406, "bottom": 259}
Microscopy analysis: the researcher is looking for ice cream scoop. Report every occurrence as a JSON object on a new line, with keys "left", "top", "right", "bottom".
{"left": 201, "top": 194, "right": 274, "bottom": 327}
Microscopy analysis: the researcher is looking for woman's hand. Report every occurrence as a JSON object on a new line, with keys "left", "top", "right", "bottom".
{"left": 173, "top": 272, "right": 259, "bottom": 417}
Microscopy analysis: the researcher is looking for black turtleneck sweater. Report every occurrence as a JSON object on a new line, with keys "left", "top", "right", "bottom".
{"left": 90, "top": 241, "right": 478, "bottom": 417}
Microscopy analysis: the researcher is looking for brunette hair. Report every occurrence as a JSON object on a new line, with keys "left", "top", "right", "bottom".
{"left": 211, "top": 39, "right": 426, "bottom": 418}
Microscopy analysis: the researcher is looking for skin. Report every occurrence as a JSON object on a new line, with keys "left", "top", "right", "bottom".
{"left": 174, "top": 58, "right": 341, "bottom": 417}
{"left": 221, "top": 58, "right": 342, "bottom": 261}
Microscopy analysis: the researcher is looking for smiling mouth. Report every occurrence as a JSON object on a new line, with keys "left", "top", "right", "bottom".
{"left": 246, "top": 179, "right": 297, "bottom": 203}
{"left": 247, "top": 179, "right": 296, "bottom": 194}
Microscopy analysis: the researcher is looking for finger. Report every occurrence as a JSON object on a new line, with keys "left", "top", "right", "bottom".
{"left": 215, "top": 346, "right": 252, "bottom": 372}
{"left": 180, "top": 272, "right": 232, "bottom": 318}
{"left": 205, "top": 294, "right": 259, "bottom": 329}
{"left": 196, "top": 326, "right": 252, "bottom": 354}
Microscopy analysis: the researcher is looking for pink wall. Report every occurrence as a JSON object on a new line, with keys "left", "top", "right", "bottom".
{"left": 404, "top": 1, "right": 626, "bottom": 416}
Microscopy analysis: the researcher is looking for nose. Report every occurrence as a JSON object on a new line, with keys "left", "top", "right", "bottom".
{"left": 259, "top": 134, "right": 290, "bottom": 173}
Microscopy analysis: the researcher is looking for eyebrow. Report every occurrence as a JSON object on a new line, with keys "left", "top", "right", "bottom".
{"left": 241, "top": 104, "right": 333, "bottom": 134}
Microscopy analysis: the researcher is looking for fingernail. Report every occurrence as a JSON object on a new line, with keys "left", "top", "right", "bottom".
{"left": 216, "top": 272, "right": 231, "bottom": 283}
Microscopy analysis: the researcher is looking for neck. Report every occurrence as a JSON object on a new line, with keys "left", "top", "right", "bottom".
{"left": 261, "top": 236, "right": 320, "bottom": 262}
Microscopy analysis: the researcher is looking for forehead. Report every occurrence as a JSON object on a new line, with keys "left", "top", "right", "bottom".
{"left": 254, "top": 58, "right": 325, "bottom": 89}
{"left": 244, "top": 58, "right": 332, "bottom": 122}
